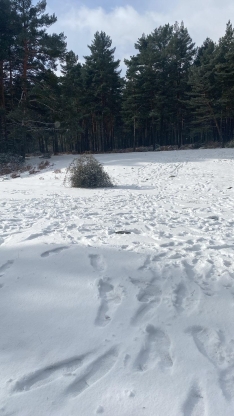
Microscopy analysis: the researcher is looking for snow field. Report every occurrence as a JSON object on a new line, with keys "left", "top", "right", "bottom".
{"left": 0, "top": 149, "right": 234, "bottom": 415}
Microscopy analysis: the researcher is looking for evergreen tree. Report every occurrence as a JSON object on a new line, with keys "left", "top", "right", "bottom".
{"left": 188, "top": 38, "right": 223, "bottom": 144}
{"left": 124, "top": 22, "right": 195, "bottom": 148}
{"left": 83, "top": 31, "right": 122, "bottom": 152}
{"left": 0, "top": 0, "right": 18, "bottom": 150}
{"left": 60, "top": 51, "right": 85, "bottom": 152}
{"left": 215, "top": 22, "right": 234, "bottom": 143}
{"left": 2, "top": 0, "right": 66, "bottom": 154}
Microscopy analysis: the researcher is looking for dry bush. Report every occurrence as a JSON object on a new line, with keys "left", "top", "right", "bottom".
{"left": 0, "top": 153, "right": 32, "bottom": 176}
{"left": 10, "top": 173, "right": 21, "bottom": 178}
{"left": 29, "top": 168, "right": 40, "bottom": 175}
{"left": 0, "top": 153, "right": 24, "bottom": 176}
{"left": 69, "top": 155, "right": 113, "bottom": 188}
{"left": 38, "top": 160, "right": 50, "bottom": 170}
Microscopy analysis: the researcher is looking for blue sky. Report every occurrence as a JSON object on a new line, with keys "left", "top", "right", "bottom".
{"left": 46, "top": 0, "right": 234, "bottom": 73}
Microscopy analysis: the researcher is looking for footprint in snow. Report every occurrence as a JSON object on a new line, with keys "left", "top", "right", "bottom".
{"left": 12, "top": 352, "right": 92, "bottom": 393}
{"left": 130, "top": 279, "right": 161, "bottom": 326}
{"left": 95, "top": 279, "right": 123, "bottom": 327}
{"left": 40, "top": 246, "right": 69, "bottom": 258}
{"left": 138, "top": 255, "right": 151, "bottom": 270}
{"left": 89, "top": 254, "right": 107, "bottom": 273}
{"left": 186, "top": 326, "right": 234, "bottom": 368}
{"left": 66, "top": 346, "right": 119, "bottom": 397}
{"left": 187, "top": 326, "right": 234, "bottom": 400}
{"left": 220, "top": 366, "right": 234, "bottom": 400}
{"left": 134, "top": 325, "right": 173, "bottom": 372}
{"left": 0, "top": 260, "right": 14, "bottom": 275}
{"left": 166, "top": 281, "right": 200, "bottom": 315}
{"left": 172, "top": 282, "right": 188, "bottom": 312}
{"left": 183, "top": 383, "right": 205, "bottom": 416}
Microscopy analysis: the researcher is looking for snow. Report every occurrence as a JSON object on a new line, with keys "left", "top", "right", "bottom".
{"left": 0, "top": 148, "right": 234, "bottom": 416}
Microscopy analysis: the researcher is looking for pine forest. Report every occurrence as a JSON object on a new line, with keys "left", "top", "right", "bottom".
{"left": 1, "top": 0, "right": 234, "bottom": 156}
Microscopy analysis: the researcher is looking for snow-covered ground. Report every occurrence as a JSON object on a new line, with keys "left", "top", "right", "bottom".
{"left": 0, "top": 149, "right": 234, "bottom": 416}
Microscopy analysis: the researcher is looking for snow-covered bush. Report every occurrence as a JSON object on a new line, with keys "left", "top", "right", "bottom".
{"left": 69, "top": 154, "right": 113, "bottom": 188}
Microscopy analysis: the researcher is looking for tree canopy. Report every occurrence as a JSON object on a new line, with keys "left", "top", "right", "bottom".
{"left": 1, "top": 2, "right": 234, "bottom": 155}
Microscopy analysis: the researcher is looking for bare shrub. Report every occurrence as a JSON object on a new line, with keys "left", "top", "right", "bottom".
{"left": 0, "top": 153, "right": 25, "bottom": 176}
{"left": 10, "top": 173, "right": 21, "bottom": 178}
{"left": 38, "top": 160, "right": 50, "bottom": 170}
{"left": 29, "top": 168, "right": 39, "bottom": 175}
{"left": 68, "top": 155, "right": 113, "bottom": 188}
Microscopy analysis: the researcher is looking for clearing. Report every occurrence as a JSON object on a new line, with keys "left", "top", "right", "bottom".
{"left": 0, "top": 149, "right": 234, "bottom": 415}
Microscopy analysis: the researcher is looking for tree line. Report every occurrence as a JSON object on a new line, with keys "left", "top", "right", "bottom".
{"left": 1, "top": 0, "right": 234, "bottom": 155}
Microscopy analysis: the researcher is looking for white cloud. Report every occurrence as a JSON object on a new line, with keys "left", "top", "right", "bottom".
{"left": 51, "top": 1, "right": 234, "bottom": 74}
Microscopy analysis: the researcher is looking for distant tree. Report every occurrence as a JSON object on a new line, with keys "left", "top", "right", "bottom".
{"left": 215, "top": 21, "right": 234, "bottom": 143}
{"left": 0, "top": 0, "right": 19, "bottom": 150}
{"left": 123, "top": 22, "right": 196, "bottom": 148}
{"left": 188, "top": 38, "right": 220, "bottom": 144}
{"left": 60, "top": 51, "right": 85, "bottom": 152}
{"left": 2, "top": 0, "right": 66, "bottom": 155}
{"left": 83, "top": 31, "right": 122, "bottom": 152}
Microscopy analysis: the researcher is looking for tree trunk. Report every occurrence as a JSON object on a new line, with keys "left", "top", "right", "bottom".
{"left": 133, "top": 116, "right": 136, "bottom": 151}
{"left": 208, "top": 101, "right": 224, "bottom": 147}
{"left": 0, "top": 60, "right": 6, "bottom": 149}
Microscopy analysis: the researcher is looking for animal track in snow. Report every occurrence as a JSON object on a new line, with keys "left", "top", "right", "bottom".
{"left": 13, "top": 353, "right": 90, "bottom": 393}
{"left": 134, "top": 325, "right": 173, "bottom": 372}
{"left": 0, "top": 260, "right": 14, "bottom": 274}
{"left": 89, "top": 254, "right": 107, "bottom": 273}
{"left": 40, "top": 246, "right": 69, "bottom": 258}
{"left": 183, "top": 383, "right": 205, "bottom": 416}
{"left": 95, "top": 279, "right": 123, "bottom": 327}
{"left": 66, "top": 347, "right": 119, "bottom": 397}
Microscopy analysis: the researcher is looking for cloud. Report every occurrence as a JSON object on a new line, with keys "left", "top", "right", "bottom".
{"left": 50, "top": 1, "right": 234, "bottom": 73}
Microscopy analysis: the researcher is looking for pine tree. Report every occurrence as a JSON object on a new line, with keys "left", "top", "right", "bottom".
{"left": 0, "top": 0, "right": 19, "bottom": 150}
{"left": 188, "top": 38, "right": 223, "bottom": 145}
{"left": 123, "top": 23, "right": 195, "bottom": 148}
{"left": 83, "top": 31, "right": 122, "bottom": 152}
{"left": 6, "top": 0, "right": 67, "bottom": 155}
{"left": 215, "top": 22, "right": 234, "bottom": 143}
{"left": 60, "top": 51, "right": 85, "bottom": 152}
